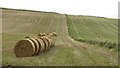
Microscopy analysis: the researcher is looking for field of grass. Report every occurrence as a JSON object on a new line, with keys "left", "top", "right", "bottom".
{"left": 2, "top": 8, "right": 118, "bottom": 66}
{"left": 66, "top": 15, "right": 118, "bottom": 50}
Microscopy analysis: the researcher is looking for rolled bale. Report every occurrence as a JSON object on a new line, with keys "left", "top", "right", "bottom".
{"left": 14, "top": 32, "right": 56, "bottom": 57}
{"left": 48, "top": 32, "right": 57, "bottom": 46}
{"left": 14, "top": 37, "right": 54, "bottom": 57}
{"left": 14, "top": 39, "right": 36, "bottom": 57}
{"left": 52, "top": 32, "right": 57, "bottom": 37}
{"left": 29, "top": 38, "right": 40, "bottom": 55}
{"left": 38, "top": 33, "right": 46, "bottom": 37}
{"left": 42, "top": 36, "right": 52, "bottom": 48}
{"left": 38, "top": 33, "right": 42, "bottom": 36}
{"left": 34, "top": 37, "right": 45, "bottom": 55}
{"left": 46, "top": 32, "right": 57, "bottom": 37}
{"left": 39, "top": 36, "right": 51, "bottom": 51}
{"left": 14, "top": 37, "right": 45, "bottom": 57}
{"left": 45, "top": 32, "right": 57, "bottom": 47}
{"left": 47, "top": 33, "right": 53, "bottom": 37}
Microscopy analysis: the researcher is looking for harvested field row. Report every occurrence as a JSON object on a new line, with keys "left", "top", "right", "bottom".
{"left": 66, "top": 15, "right": 118, "bottom": 50}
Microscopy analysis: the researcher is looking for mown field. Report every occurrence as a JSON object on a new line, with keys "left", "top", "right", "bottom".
{"left": 2, "top": 8, "right": 118, "bottom": 66}
{"left": 66, "top": 15, "right": 118, "bottom": 50}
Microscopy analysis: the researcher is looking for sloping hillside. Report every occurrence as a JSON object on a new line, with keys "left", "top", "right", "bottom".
{"left": 2, "top": 8, "right": 118, "bottom": 66}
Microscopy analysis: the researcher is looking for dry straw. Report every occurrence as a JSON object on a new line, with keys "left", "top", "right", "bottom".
{"left": 14, "top": 32, "right": 57, "bottom": 57}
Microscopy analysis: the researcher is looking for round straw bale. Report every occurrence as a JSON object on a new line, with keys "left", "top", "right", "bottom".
{"left": 53, "top": 32, "right": 57, "bottom": 36}
{"left": 29, "top": 38, "right": 40, "bottom": 55}
{"left": 14, "top": 39, "right": 35, "bottom": 57}
{"left": 38, "top": 33, "right": 43, "bottom": 37}
{"left": 39, "top": 37, "right": 49, "bottom": 51}
{"left": 35, "top": 37, "right": 45, "bottom": 54}
{"left": 43, "top": 37, "right": 52, "bottom": 48}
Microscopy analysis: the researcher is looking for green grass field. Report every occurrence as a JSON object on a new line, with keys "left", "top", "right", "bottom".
{"left": 2, "top": 8, "right": 118, "bottom": 66}
{"left": 66, "top": 15, "right": 118, "bottom": 50}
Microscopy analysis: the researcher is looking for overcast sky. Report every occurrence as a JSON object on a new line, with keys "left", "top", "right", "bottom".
{"left": 0, "top": 0, "right": 119, "bottom": 19}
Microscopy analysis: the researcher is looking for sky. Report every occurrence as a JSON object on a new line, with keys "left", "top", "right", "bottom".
{"left": 0, "top": 0, "right": 120, "bottom": 19}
